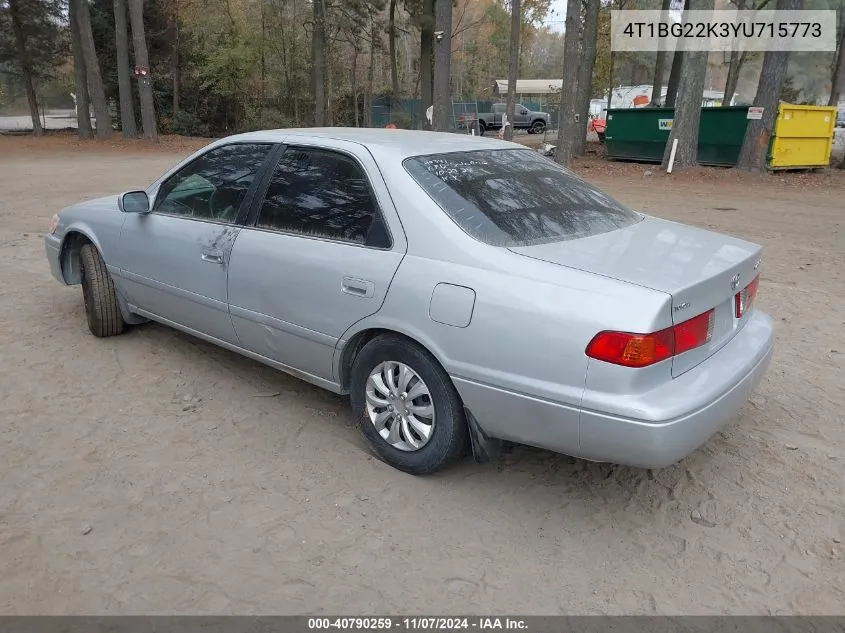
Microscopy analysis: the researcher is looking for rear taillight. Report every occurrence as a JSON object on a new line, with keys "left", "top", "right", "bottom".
{"left": 734, "top": 275, "right": 759, "bottom": 318}
{"left": 673, "top": 308, "right": 716, "bottom": 355}
{"left": 586, "top": 308, "right": 715, "bottom": 368}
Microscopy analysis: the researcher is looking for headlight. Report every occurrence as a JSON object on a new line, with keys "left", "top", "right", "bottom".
{"left": 48, "top": 213, "right": 60, "bottom": 234}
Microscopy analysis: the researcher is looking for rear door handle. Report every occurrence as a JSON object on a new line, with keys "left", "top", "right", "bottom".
{"left": 201, "top": 248, "right": 224, "bottom": 264}
{"left": 341, "top": 277, "right": 375, "bottom": 298}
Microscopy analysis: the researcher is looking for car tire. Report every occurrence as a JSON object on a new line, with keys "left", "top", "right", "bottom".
{"left": 80, "top": 243, "right": 125, "bottom": 338}
{"left": 350, "top": 334, "right": 469, "bottom": 475}
{"left": 530, "top": 120, "right": 546, "bottom": 134}
{"left": 477, "top": 122, "right": 486, "bottom": 135}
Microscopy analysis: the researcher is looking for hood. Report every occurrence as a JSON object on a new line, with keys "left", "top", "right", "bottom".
{"left": 62, "top": 194, "right": 120, "bottom": 215}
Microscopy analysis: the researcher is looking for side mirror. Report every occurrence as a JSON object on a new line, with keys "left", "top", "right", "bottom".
{"left": 118, "top": 190, "right": 150, "bottom": 214}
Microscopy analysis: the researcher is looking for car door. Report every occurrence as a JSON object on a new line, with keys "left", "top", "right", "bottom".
{"left": 515, "top": 105, "right": 530, "bottom": 126}
{"left": 118, "top": 142, "right": 277, "bottom": 345}
{"left": 227, "top": 140, "right": 407, "bottom": 383}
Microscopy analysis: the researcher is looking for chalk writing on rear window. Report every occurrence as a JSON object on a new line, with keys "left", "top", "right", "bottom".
{"left": 404, "top": 149, "right": 642, "bottom": 247}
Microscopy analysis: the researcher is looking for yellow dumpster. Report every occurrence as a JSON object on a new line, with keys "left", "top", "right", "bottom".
{"left": 769, "top": 103, "right": 837, "bottom": 169}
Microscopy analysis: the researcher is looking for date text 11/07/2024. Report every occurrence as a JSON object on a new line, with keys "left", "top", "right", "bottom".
{"left": 307, "top": 618, "right": 528, "bottom": 631}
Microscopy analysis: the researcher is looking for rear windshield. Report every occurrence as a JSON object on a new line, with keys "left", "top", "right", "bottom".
{"left": 403, "top": 149, "right": 641, "bottom": 247}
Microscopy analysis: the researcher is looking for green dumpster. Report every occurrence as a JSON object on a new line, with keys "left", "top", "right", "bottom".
{"left": 604, "top": 106, "right": 750, "bottom": 166}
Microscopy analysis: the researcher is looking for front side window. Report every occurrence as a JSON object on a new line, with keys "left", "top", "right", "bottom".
{"left": 154, "top": 143, "right": 273, "bottom": 223}
{"left": 255, "top": 147, "right": 390, "bottom": 247}
{"left": 403, "top": 149, "right": 642, "bottom": 247}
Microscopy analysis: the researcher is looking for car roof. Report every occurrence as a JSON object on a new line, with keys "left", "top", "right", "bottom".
{"left": 220, "top": 127, "right": 526, "bottom": 160}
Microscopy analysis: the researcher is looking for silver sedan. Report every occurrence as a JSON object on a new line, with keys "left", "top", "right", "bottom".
{"left": 44, "top": 129, "right": 774, "bottom": 475}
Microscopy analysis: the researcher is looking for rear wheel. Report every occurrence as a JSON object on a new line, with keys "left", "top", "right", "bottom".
{"left": 350, "top": 335, "right": 469, "bottom": 475}
{"left": 477, "top": 121, "right": 486, "bottom": 135}
{"left": 80, "top": 243, "right": 125, "bottom": 338}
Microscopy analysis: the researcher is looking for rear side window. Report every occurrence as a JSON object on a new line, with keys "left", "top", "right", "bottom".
{"left": 403, "top": 149, "right": 641, "bottom": 247}
{"left": 255, "top": 148, "right": 391, "bottom": 248}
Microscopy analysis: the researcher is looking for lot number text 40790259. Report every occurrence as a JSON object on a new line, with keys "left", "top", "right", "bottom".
{"left": 307, "top": 617, "right": 529, "bottom": 631}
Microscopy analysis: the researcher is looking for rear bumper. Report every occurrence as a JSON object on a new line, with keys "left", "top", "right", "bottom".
{"left": 578, "top": 310, "right": 774, "bottom": 468}
{"left": 455, "top": 309, "right": 774, "bottom": 469}
{"left": 44, "top": 233, "right": 65, "bottom": 284}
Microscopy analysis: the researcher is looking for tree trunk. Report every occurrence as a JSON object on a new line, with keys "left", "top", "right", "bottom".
{"left": 172, "top": 0, "right": 180, "bottom": 114}
{"left": 291, "top": 0, "right": 300, "bottom": 125}
{"left": 74, "top": 0, "right": 112, "bottom": 138}
{"left": 504, "top": 0, "right": 521, "bottom": 141}
{"left": 114, "top": 0, "right": 137, "bottom": 137}
{"left": 664, "top": 0, "right": 689, "bottom": 108}
{"left": 352, "top": 47, "right": 359, "bottom": 127}
{"left": 367, "top": 17, "right": 376, "bottom": 127}
{"left": 73, "top": 0, "right": 113, "bottom": 138}
{"left": 389, "top": 0, "right": 400, "bottom": 106}
{"left": 69, "top": 0, "right": 93, "bottom": 139}
{"left": 828, "top": 25, "right": 845, "bottom": 106}
{"left": 736, "top": 0, "right": 802, "bottom": 171}
{"left": 8, "top": 0, "right": 43, "bottom": 135}
{"left": 432, "top": 0, "right": 452, "bottom": 131}
{"left": 312, "top": 0, "right": 327, "bottom": 126}
{"left": 720, "top": 0, "right": 749, "bottom": 107}
{"left": 420, "top": 0, "right": 435, "bottom": 128}
{"left": 326, "top": 34, "right": 333, "bottom": 125}
{"left": 260, "top": 0, "right": 266, "bottom": 104}
{"left": 722, "top": 50, "right": 744, "bottom": 106}
{"left": 606, "top": 51, "right": 614, "bottom": 111}
{"left": 127, "top": 0, "right": 157, "bottom": 141}
{"left": 575, "top": 0, "right": 600, "bottom": 154}
{"left": 649, "top": 0, "right": 672, "bottom": 105}
{"left": 661, "top": 0, "right": 714, "bottom": 172}
{"left": 724, "top": 0, "right": 773, "bottom": 106}
{"left": 555, "top": 0, "right": 582, "bottom": 167}
{"left": 665, "top": 53, "right": 682, "bottom": 107}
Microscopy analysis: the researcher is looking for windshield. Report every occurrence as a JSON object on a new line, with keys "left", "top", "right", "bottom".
{"left": 403, "top": 149, "right": 641, "bottom": 247}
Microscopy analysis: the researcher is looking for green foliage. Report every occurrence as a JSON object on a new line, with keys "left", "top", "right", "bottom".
{"left": 779, "top": 75, "right": 817, "bottom": 105}
{"left": 390, "top": 111, "right": 413, "bottom": 128}
{"left": 485, "top": 0, "right": 511, "bottom": 77}
{"left": 196, "top": 35, "right": 257, "bottom": 101}
{"left": 170, "top": 109, "right": 210, "bottom": 137}
{"left": 243, "top": 107, "right": 295, "bottom": 132}
{"left": 780, "top": 76, "right": 800, "bottom": 103}
{"left": 0, "top": 0, "right": 68, "bottom": 82}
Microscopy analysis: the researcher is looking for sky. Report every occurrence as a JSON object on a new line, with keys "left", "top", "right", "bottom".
{"left": 545, "top": 0, "right": 568, "bottom": 32}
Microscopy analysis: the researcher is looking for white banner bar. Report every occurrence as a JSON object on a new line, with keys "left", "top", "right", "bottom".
{"left": 611, "top": 9, "right": 838, "bottom": 52}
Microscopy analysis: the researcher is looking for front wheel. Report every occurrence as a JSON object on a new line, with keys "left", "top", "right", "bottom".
{"left": 80, "top": 243, "right": 125, "bottom": 337}
{"left": 477, "top": 121, "right": 486, "bottom": 135}
{"left": 350, "top": 335, "right": 469, "bottom": 475}
{"left": 529, "top": 120, "right": 546, "bottom": 135}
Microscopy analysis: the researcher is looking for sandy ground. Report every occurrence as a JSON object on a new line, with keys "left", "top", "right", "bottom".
{"left": 0, "top": 134, "right": 843, "bottom": 615}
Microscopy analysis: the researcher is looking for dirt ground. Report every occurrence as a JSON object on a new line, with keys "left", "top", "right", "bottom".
{"left": 1, "top": 133, "right": 843, "bottom": 615}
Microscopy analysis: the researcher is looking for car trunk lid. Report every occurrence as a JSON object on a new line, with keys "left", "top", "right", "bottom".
{"left": 509, "top": 215, "right": 763, "bottom": 377}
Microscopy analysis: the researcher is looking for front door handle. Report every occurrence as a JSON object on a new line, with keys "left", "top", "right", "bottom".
{"left": 341, "top": 277, "right": 375, "bottom": 298}
{"left": 201, "top": 249, "right": 224, "bottom": 264}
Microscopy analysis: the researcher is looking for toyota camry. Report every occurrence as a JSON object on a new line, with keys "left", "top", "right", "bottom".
{"left": 44, "top": 129, "right": 774, "bottom": 475}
